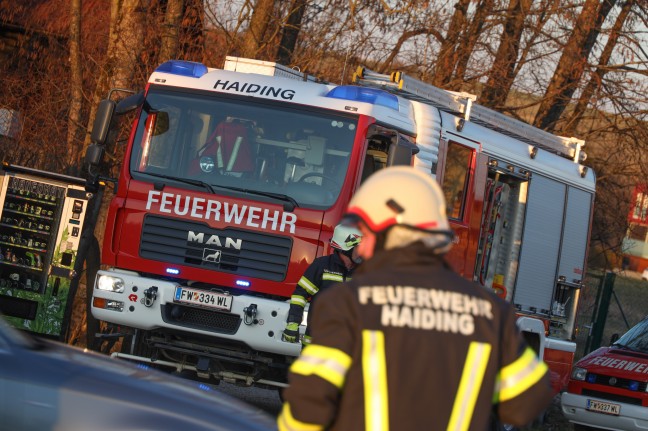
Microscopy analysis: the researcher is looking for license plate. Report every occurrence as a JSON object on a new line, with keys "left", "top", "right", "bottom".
{"left": 586, "top": 399, "right": 620, "bottom": 416}
{"left": 174, "top": 287, "right": 232, "bottom": 311}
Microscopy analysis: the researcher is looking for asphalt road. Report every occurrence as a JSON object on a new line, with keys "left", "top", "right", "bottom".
{"left": 214, "top": 381, "right": 283, "bottom": 417}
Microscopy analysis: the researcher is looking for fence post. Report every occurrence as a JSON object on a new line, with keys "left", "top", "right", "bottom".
{"left": 588, "top": 271, "right": 616, "bottom": 353}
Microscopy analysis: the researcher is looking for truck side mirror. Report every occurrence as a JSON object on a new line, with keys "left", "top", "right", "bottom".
{"left": 387, "top": 135, "right": 419, "bottom": 166}
{"left": 91, "top": 99, "right": 116, "bottom": 145}
{"left": 84, "top": 143, "right": 104, "bottom": 167}
{"left": 116, "top": 92, "right": 144, "bottom": 115}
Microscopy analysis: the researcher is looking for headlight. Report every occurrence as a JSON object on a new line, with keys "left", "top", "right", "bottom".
{"left": 571, "top": 366, "right": 587, "bottom": 381}
{"left": 97, "top": 275, "right": 125, "bottom": 293}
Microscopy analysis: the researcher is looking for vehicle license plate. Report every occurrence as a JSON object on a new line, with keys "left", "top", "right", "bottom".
{"left": 174, "top": 287, "right": 232, "bottom": 311}
{"left": 586, "top": 399, "right": 620, "bottom": 415}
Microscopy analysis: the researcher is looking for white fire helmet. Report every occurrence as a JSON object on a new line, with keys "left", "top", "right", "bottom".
{"left": 330, "top": 224, "right": 362, "bottom": 252}
{"left": 346, "top": 166, "right": 453, "bottom": 251}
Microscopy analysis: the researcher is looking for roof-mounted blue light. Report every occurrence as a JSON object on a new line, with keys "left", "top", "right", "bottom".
{"left": 326, "top": 86, "right": 399, "bottom": 111}
{"left": 155, "top": 60, "right": 208, "bottom": 78}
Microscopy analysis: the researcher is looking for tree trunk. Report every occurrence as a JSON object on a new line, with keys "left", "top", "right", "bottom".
{"left": 480, "top": 0, "right": 534, "bottom": 109}
{"left": 533, "top": 0, "right": 617, "bottom": 132}
{"left": 452, "top": 0, "right": 494, "bottom": 89}
{"left": 564, "top": 0, "right": 634, "bottom": 132}
{"left": 67, "top": 0, "right": 83, "bottom": 175}
{"left": 182, "top": 0, "right": 205, "bottom": 61}
{"left": 241, "top": 0, "right": 276, "bottom": 59}
{"left": 275, "top": 0, "right": 307, "bottom": 66}
{"left": 159, "top": 0, "right": 184, "bottom": 62}
{"left": 432, "top": 0, "right": 470, "bottom": 87}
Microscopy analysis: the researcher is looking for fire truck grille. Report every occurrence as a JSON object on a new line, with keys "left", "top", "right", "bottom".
{"left": 162, "top": 303, "right": 241, "bottom": 334}
{"left": 586, "top": 373, "right": 648, "bottom": 392}
{"left": 140, "top": 215, "right": 292, "bottom": 281}
{"left": 582, "top": 389, "right": 643, "bottom": 406}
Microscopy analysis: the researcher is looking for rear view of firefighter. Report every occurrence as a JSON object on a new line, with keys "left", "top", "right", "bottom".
{"left": 282, "top": 223, "right": 362, "bottom": 346}
{"left": 278, "top": 166, "right": 552, "bottom": 431}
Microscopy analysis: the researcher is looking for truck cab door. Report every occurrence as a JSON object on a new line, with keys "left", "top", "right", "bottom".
{"left": 437, "top": 134, "right": 484, "bottom": 278}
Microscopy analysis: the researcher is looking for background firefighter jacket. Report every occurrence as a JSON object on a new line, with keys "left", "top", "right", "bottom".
{"left": 287, "top": 252, "right": 353, "bottom": 338}
{"left": 279, "top": 242, "right": 553, "bottom": 431}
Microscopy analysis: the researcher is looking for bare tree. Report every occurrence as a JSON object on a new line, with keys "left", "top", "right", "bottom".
{"left": 533, "top": 0, "right": 617, "bottom": 132}
{"left": 275, "top": 0, "right": 307, "bottom": 66}
{"left": 451, "top": 0, "right": 495, "bottom": 89}
{"left": 240, "top": 0, "right": 276, "bottom": 59}
{"left": 479, "top": 0, "right": 534, "bottom": 109}
{"left": 159, "top": 0, "right": 184, "bottom": 61}
{"left": 432, "top": 0, "right": 471, "bottom": 87}
{"left": 563, "top": 0, "right": 635, "bottom": 132}
{"left": 67, "top": 0, "right": 83, "bottom": 175}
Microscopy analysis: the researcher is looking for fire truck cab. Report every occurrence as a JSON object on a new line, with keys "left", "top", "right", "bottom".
{"left": 561, "top": 316, "right": 648, "bottom": 431}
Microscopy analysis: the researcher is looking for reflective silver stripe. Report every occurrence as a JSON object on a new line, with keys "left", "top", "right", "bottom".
{"left": 496, "top": 348, "right": 548, "bottom": 401}
{"left": 322, "top": 273, "right": 344, "bottom": 282}
{"left": 298, "top": 276, "right": 319, "bottom": 295}
{"left": 290, "top": 345, "right": 352, "bottom": 389}
{"left": 298, "top": 353, "right": 347, "bottom": 376}
{"left": 290, "top": 295, "right": 307, "bottom": 307}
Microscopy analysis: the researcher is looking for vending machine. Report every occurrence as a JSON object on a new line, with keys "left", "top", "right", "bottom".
{"left": 0, "top": 164, "right": 91, "bottom": 340}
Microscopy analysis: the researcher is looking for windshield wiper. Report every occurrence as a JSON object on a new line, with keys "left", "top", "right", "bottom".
{"left": 212, "top": 185, "right": 299, "bottom": 211}
{"left": 137, "top": 172, "right": 216, "bottom": 194}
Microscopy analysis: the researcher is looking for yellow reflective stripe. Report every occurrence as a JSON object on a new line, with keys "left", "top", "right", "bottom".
{"left": 290, "top": 344, "right": 351, "bottom": 389}
{"left": 277, "top": 403, "right": 323, "bottom": 431}
{"left": 362, "top": 330, "right": 389, "bottom": 431}
{"left": 298, "top": 276, "right": 319, "bottom": 295}
{"left": 497, "top": 347, "right": 548, "bottom": 402}
{"left": 290, "top": 295, "right": 307, "bottom": 307}
{"left": 322, "top": 273, "right": 344, "bottom": 282}
{"left": 447, "top": 342, "right": 492, "bottom": 431}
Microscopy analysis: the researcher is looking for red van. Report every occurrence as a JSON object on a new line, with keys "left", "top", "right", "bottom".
{"left": 561, "top": 316, "right": 648, "bottom": 430}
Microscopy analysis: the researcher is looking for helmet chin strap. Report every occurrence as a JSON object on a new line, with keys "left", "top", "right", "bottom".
{"left": 338, "top": 248, "right": 361, "bottom": 268}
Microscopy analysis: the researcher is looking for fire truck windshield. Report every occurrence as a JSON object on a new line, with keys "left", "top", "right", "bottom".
{"left": 613, "top": 317, "right": 648, "bottom": 354}
{"left": 129, "top": 87, "right": 359, "bottom": 209}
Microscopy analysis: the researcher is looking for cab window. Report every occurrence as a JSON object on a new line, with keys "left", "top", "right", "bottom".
{"left": 442, "top": 141, "right": 472, "bottom": 220}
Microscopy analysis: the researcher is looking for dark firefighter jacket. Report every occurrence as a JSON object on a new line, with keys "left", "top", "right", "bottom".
{"left": 278, "top": 242, "right": 553, "bottom": 431}
{"left": 287, "top": 252, "right": 353, "bottom": 337}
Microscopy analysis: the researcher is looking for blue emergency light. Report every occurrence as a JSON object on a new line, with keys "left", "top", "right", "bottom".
{"left": 236, "top": 280, "right": 251, "bottom": 287}
{"left": 326, "top": 86, "right": 399, "bottom": 110}
{"left": 166, "top": 267, "right": 180, "bottom": 275}
{"left": 155, "top": 60, "right": 208, "bottom": 78}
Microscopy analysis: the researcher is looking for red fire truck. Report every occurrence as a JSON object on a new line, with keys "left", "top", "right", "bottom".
{"left": 561, "top": 316, "right": 648, "bottom": 430}
{"left": 87, "top": 57, "right": 595, "bottom": 391}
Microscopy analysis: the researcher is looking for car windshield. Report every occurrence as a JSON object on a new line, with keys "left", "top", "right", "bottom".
{"left": 130, "top": 87, "right": 359, "bottom": 210}
{"left": 613, "top": 316, "right": 648, "bottom": 354}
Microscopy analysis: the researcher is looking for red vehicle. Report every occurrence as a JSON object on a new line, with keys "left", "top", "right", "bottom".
{"left": 88, "top": 58, "right": 595, "bottom": 391}
{"left": 561, "top": 316, "right": 648, "bottom": 431}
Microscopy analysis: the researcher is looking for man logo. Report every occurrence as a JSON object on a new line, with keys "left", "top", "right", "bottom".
{"left": 202, "top": 249, "right": 221, "bottom": 263}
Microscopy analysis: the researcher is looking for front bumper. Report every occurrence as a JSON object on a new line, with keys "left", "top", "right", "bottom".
{"left": 91, "top": 268, "right": 302, "bottom": 358}
{"left": 561, "top": 392, "right": 648, "bottom": 431}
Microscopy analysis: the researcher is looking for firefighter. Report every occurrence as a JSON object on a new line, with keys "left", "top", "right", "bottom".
{"left": 282, "top": 223, "right": 362, "bottom": 347}
{"left": 278, "top": 166, "right": 553, "bottom": 431}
